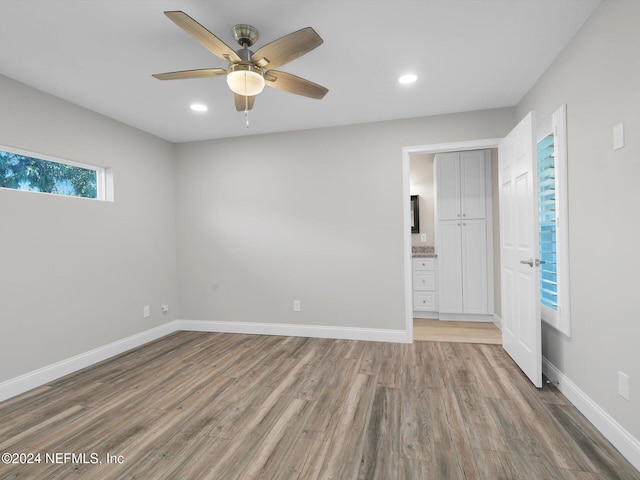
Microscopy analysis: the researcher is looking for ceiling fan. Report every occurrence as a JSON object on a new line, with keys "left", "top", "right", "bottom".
{"left": 153, "top": 11, "right": 329, "bottom": 112}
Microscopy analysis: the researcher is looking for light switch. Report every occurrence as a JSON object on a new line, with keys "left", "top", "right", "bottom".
{"left": 613, "top": 123, "right": 624, "bottom": 150}
{"left": 618, "top": 371, "right": 630, "bottom": 400}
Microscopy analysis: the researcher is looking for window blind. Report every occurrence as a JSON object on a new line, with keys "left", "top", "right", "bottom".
{"left": 537, "top": 134, "right": 558, "bottom": 311}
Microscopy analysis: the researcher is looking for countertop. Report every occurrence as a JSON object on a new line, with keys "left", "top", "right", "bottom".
{"left": 412, "top": 246, "right": 437, "bottom": 258}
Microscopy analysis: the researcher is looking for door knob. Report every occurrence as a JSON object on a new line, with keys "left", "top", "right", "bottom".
{"left": 520, "top": 258, "right": 545, "bottom": 268}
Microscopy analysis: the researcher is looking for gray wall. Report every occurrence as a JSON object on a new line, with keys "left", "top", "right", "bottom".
{"left": 0, "top": 75, "right": 177, "bottom": 383}
{"left": 517, "top": 0, "right": 640, "bottom": 440}
{"left": 174, "top": 108, "right": 515, "bottom": 331}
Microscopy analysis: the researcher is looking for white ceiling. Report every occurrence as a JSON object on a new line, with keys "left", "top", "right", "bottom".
{"left": 0, "top": 0, "right": 600, "bottom": 143}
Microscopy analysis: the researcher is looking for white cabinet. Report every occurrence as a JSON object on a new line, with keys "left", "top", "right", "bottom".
{"left": 412, "top": 257, "right": 437, "bottom": 316}
{"left": 435, "top": 150, "right": 492, "bottom": 319}
{"left": 435, "top": 151, "right": 486, "bottom": 221}
{"left": 436, "top": 221, "right": 463, "bottom": 312}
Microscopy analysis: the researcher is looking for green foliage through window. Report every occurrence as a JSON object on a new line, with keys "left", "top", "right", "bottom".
{"left": 0, "top": 149, "right": 98, "bottom": 199}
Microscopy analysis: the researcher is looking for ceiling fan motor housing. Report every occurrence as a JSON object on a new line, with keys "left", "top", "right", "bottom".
{"left": 232, "top": 24, "right": 259, "bottom": 47}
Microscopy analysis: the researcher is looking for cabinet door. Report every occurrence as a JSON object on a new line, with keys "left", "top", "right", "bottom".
{"left": 437, "top": 220, "right": 463, "bottom": 313}
{"left": 413, "top": 292, "right": 436, "bottom": 311}
{"left": 460, "top": 150, "right": 487, "bottom": 220}
{"left": 461, "top": 219, "right": 488, "bottom": 314}
{"left": 435, "top": 153, "right": 461, "bottom": 220}
{"left": 412, "top": 258, "right": 435, "bottom": 271}
{"left": 413, "top": 270, "right": 436, "bottom": 291}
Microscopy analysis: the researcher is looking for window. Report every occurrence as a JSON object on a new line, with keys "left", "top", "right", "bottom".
{"left": 537, "top": 105, "right": 571, "bottom": 336}
{"left": 0, "top": 145, "right": 107, "bottom": 200}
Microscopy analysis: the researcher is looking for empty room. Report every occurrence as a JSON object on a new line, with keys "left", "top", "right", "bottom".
{"left": 0, "top": 1, "right": 639, "bottom": 478}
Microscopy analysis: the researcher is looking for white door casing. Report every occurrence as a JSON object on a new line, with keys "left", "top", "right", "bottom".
{"left": 403, "top": 138, "right": 502, "bottom": 342}
{"left": 498, "top": 112, "right": 542, "bottom": 388}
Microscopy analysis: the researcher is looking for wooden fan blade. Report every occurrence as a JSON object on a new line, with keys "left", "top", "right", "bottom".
{"left": 152, "top": 68, "right": 227, "bottom": 80}
{"left": 234, "top": 93, "right": 255, "bottom": 111}
{"left": 265, "top": 70, "right": 328, "bottom": 99}
{"left": 251, "top": 27, "right": 323, "bottom": 70}
{"left": 164, "top": 11, "right": 241, "bottom": 63}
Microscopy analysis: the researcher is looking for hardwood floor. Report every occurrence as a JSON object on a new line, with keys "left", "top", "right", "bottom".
{"left": 414, "top": 318, "right": 502, "bottom": 344}
{"left": 0, "top": 331, "right": 638, "bottom": 479}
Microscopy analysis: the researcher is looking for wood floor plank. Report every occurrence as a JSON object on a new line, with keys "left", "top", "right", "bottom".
{"left": 560, "top": 470, "right": 608, "bottom": 480}
{"left": 487, "top": 397, "right": 566, "bottom": 480}
{"left": 456, "top": 389, "right": 508, "bottom": 453}
{"left": 400, "top": 391, "right": 434, "bottom": 461}
{"left": 301, "top": 357, "right": 360, "bottom": 436}
{"left": 310, "top": 373, "right": 377, "bottom": 480}
{"left": 0, "top": 332, "right": 638, "bottom": 480}
{"left": 358, "top": 386, "right": 402, "bottom": 479}
{"left": 398, "top": 457, "right": 435, "bottom": 479}
{"left": 428, "top": 387, "right": 470, "bottom": 480}
{"left": 240, "top": 398, "right": 310, "bottom": 478}
{"left": 439, "top": 342, "right": 485, "bottom": 395}
{"left": 549, "top": 403, "right": 640, "bottom": 480}
{"left": 377, "top": 343, "right": 405, "bottom": 388}
{"left": 416, "top": 341, "right": 451, "bottom": 389}
{"left": 462, "top": 343, "right": 511, "bottom": 399}
{"left": 403, "top": 364, "right": 431, "bottom": 398}
{"left": 472, "top": 448, "right": 522, "bottom": 480}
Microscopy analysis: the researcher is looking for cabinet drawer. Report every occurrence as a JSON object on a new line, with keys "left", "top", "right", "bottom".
{"left": 412, "top": 257, "right": 435, "bottom": 271}
{"left": 414, "top": 292, "right": 436, "bottom": 311}
{"left": 413, "top": 270, "right": 435, "bottom": 291}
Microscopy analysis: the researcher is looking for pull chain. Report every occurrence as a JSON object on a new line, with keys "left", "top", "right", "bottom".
{"left": 244, "top": 73, "right": 250, "bottom": 128}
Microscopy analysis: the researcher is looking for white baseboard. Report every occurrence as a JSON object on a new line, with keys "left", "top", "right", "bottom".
{"left": 413, "top": 311, "right": 439, "bottom": 319}
{"left": 438, "top": 312, "right": 494, "bottom": 322}
{"left": 0, "top": 322, "right": 177, "bottom": 403}
{"left": 0, "top": 319, "right": 410, "bottom": 403}
{"left": 176, "top": 319, "right": 410, "bottom": 343}
{"left": 493, "top": 313, "right": 502, "bottom": 330}
{"left": 543, "top": 357, "right": 640, "bottom": 471}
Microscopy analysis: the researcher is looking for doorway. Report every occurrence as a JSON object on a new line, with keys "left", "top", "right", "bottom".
{"left": 402, "top": 139, "right": 502, "bottom": 341}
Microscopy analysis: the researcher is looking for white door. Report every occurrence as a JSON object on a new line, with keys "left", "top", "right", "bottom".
{"left": 498, "top": 112, "right": 542, "bottom": 388}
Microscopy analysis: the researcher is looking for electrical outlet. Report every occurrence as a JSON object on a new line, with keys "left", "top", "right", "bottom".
{"left": 293, "top": 300, "right": 301, "bottom": 312}
{"left": 618, "top": 371, "right": 630, "bottom": 400}
{"left": 161, "top": 304, "right": 169, "bottom": 313}
{"left": 420, "top": 233, "right": 427, "bottom": 243}
{"left": 143, "top": 305, "right": 150, "bottom": 318}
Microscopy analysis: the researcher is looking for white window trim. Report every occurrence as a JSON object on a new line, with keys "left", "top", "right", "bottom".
{"left": 537, "top": 105, "right": 571, "bottom": 337}
{"left": 0, "top": 144, "right": 111, "bottom": 201}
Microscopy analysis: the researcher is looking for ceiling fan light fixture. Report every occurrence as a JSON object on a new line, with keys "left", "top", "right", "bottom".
{"left": 227, "top": 64, "right": 265, "bottom": 96}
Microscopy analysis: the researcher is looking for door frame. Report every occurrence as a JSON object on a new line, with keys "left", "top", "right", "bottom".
{"left": 402, "top": 138, "right": 502, "bottom": 341}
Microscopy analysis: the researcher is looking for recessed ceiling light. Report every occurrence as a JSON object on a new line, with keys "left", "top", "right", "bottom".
{"left": 398, "top": 74, "right": 418, "bottom": 85}
{"left": 190, "top": 103, "right": 208, "bottom": 112}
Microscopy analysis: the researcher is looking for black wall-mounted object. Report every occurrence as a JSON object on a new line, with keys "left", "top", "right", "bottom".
{"left": 411, "top": 195, "right": 420, "bottom": 233}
